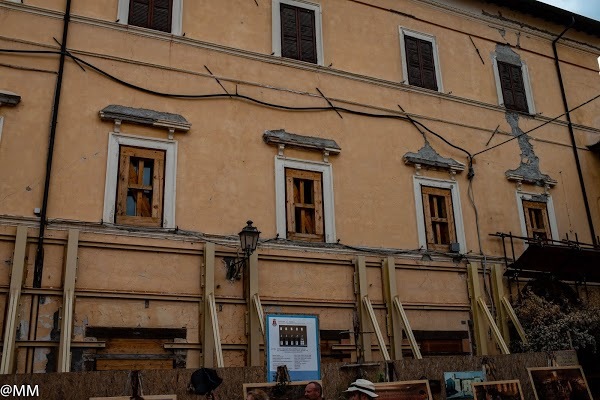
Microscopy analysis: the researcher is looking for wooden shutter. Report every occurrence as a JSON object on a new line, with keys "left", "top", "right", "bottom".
{"left": 421, "top": 187, "right": 456, "bottom": 251}
{"left": 129, "top": 0, "right": 150, "bottom": 28}
{"left": 280, "top": 4, "right": 317, "bottom": 64}
{"left": 405, "top": 36, "right": 438, "bottom": 91}
{"left": 151, "top": 0, "right": 172, "bottom": 33}
{"left": 128, "top": 0, "right": 172, "bottom": 33}
{"left": 522, "top": 200, "right": 551, "bottom": 240}
{"left": 116, "top": 146, "right": 165, "bottom": 227}
{"left": 285, "top": 169, "right": 324, "bottom": 241}
{"left": 498, "top": 61, "right": 528, "bottom": 113}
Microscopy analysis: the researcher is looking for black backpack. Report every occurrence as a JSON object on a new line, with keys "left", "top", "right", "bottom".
{"left": 189, "top": 368, "right": 223, "bottom": 395}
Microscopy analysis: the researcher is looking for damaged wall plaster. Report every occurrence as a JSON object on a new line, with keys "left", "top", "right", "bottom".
{"left": 495, "top": 44, "right": 521, "bottom": 65}
{"left": 504, "top": 112, "right": 556, "bottom": 186}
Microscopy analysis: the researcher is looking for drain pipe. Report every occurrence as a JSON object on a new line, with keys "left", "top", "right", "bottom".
{"left": 552, "top": 18, "right": 597, "bottom": 246}
{"left": 33, "top": 0, "right": 72, "bottom": 288}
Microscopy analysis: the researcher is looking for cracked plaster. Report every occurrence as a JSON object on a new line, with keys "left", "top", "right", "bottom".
{"left": 504, "top": 112, "right": 556, "bottom": 187}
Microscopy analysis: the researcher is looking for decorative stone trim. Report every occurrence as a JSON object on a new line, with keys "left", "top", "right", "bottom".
{"left": 263, "top": 129, "right": 340, "bottom": 161}
{"left": 403, "top": 141, "right": 465, "bottom": 173}
{"left": 0, "top": 90, "right": 21, "bottom": 107}
{"left": 99, "top": 105, "right": 191, "bottom": 140}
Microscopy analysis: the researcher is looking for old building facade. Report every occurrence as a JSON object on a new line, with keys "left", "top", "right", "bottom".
{"left": 0, "top": 0, "right": 599, "bottom": 374}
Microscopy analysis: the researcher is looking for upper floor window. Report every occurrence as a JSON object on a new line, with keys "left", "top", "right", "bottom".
{"left": 116, "top": 146, "right": 165, "bottom": 227}
{"left": 413, "top": 176, "right": 466, "bottom": 253}
{"left": 275, "top": 157, "right": 336, "bottom": 243}
{"left": 272, "top": 0, "right": 324, "bottom": 65}
{"left": 421, "top": 186, "right": 456, "bottom": 252}
{"left": 492, "top": 48, "right": 535, "bottom": 114}
{"left": 497, "top": 61, "right": 529, "bottom": 113}
{"left": 522, "top": 200, "right": 551, "bottom": 240}
{"left": 117, "top": 0, "right": 183, "bottom": 35}
{"left": 285, "top": 168, "right": 324, "bottom": 241}
{"left": 516, "top": 192, "right": 559, "bottom": 243}
{"left": 103, "top": 133, "right": 177, "bottom": 228}
{"left": 399, "top": 28, "right": 443, "bottom": 92}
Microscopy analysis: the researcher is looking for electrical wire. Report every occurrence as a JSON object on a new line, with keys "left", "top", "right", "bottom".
{"left": 0, "top": 47, "right": 474, "bottom": 160}
{"left": 473, "top": 93, "right": 600, "bottom": 157}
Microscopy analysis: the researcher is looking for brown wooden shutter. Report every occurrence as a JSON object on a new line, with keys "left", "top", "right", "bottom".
{"left": 421, "top": 186, "right": 456, "bottom": 251}
{"left": 281, "top": 4, "right": 299, "bottom": 60}
{"left": 129, "top": 0, "right": 150, "bottom": 28}
{"left": 522, "top": 200, "right": 551, "bottom": 240}
{"left": 298, "top": 8, "right": 317, "bottom": 63}
{"left": 116, "top": 146, "right": 165, "bottom": 227}
{"left": 498, "top": 61, "right": 528, "bottom": 113}
{"left": 405, "top": 36, "right": 438, "bottom": 91}
{"left": 280, "top": 4, "right": 317, "bottom": 64}
{"left": 405, "top": 36, "right": 423, "bottom": 87}
{"left": 285, "top": 169, "right": 324, "bottom": 241}
{"left": 151, "top": 0, "right": 172, "bottom": 33}
{"left": 128, "top": 0, "right": 172, "bottom": 33}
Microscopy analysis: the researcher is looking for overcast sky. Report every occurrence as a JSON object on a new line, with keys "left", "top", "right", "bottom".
{"left": 537, "top": 0, "right": 600, "bottom": 21}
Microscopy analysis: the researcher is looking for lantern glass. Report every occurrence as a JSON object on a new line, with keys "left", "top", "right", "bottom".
{"left": 239, "top": 220, "right": 260, "bottom": 256}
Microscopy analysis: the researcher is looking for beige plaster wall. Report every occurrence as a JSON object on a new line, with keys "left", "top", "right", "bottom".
{"left": 1, "top": 0, "right": 599, "bottom": 373}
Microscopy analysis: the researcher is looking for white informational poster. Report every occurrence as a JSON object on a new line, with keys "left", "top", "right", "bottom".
{"left": 266, "top": 314, "right": 320, "bottom": 382}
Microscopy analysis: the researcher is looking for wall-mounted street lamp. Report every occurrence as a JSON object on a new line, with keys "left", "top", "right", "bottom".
{"left": 225, "top": 220, "right": 260, "bottom": 281}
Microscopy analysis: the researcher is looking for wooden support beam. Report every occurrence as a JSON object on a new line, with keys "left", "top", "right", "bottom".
{"left": 355, "top": 256, "right": 371, "bottom": 362}
{"left": 491, "top": 264, "right": 509, "bottom": 341}
{"left": 477, "top": 297, "right": 510, "bottom": 354}
{"left": 362, "top": 296, "right": 390, "bottom": 361}
{"left": 207, "top": 293, "right": 224, "bottom": 367}
{"left": 392, "top": 297, "right": 422, "bottom": 359}
{"left": 252, "top": 294, "right": 265, "bottom": 336}
{"left": 382, "top": 257, "right": 402, "bottom": 360}
{"left": 467, "top": 263, "right": 489, "bottom": 355}
{"left": 501, "top": 297, "right": 528, "bottom": 344}
{"left": 58, "top": 229, "right": 79, "bottom": 372}
{"left": 247, "top": 251, "right": 261, "bottom": 366}
{"left": 1, "top": 226, "right": 27, "bottom": 374}
{"left": 202, "top": 243, "right": 215, "bottom": 367}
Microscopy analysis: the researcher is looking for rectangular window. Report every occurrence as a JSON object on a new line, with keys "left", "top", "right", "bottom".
{"left": 280, "top": 3, "right": 317, "bottom": 63}
{"left": 116, "top": 146, "right": 165, "bottom": 227}
{"left": 421, "top": 186, "right": 456, "bottom": 251}
{"left": 497, "top": 61, "right": 529, "bottom": 113}
{"left": 285, "top": 168, "right": 324, "bottom": 241}
{"left": 522, "top": 200, "right": 551, "bottom": 240}
{"left": 404, "top": 35, "right": 438, "bottom": 91}
{"left": 127, "top": 0, "right": 173, "bottom": 33}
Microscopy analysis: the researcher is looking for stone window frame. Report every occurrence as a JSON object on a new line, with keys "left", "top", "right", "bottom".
{"left": 516, "top": 191, "right": 559, "bottom": 242}
{"left": 103, "top": 133, "right": 177, "bottom": 228}
{"left": 413, "top": 176, "right": 466, "bottom": 253}
{"left": 275, "top": 156, "right": 336, "bottom": 243}
{"left": 492, "top": 53, "right": 536, "bottom": 114}
{"left": 399, "top": 27, "right": 444, "bottom": 93}
{"left": 272, "top": 0, "right": 325, "bottom": 66}
{"left": 117, "top": 0, "right": 183, "bottom": 35}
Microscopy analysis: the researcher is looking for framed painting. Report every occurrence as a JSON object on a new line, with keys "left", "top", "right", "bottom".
{"left": 528, "top": 365, "right": 593, "bottom": 400}
{"left": 444, "top": 371, "right": 485, "bottom": 399}
{"left": 243, "top": 380, "right": 321, "bottom": 400}
{"left": 374, "top": 380, "right": 433, "bottom": 399}
{"left": 473, "top": 380, "right": 524, "bottom": 400}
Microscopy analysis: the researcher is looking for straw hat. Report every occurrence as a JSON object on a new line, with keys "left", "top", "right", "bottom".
{"left": 343, "top": 379, "right": 378, "bottom": 398}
